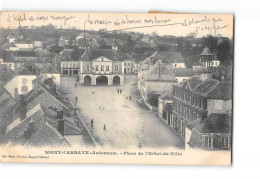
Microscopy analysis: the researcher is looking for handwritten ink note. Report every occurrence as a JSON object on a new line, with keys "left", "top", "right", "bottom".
{"left": 6, "top": 13, "right": 76, "bottom": 25}
{"left": 3, "top": 13, "right": 231, "bottom": 37}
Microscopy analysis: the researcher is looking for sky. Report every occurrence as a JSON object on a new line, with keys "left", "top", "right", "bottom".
{"left": 0, "top": 12, "right": 233, "bottom": 38}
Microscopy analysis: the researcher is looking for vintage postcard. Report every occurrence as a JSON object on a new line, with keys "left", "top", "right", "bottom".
{"left": 0, "top": 12, "right": 233, "bottom": 165}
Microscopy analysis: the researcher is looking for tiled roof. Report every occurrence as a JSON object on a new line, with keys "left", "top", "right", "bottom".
{"left": 60, "top": 49, "right": 73, "bottom": 61}
{"left": 5, "top": 104, "right": 70, "bottom": 147}
{"left": 3, "top": 51, "right": 37, "bottom": 62}
{"left": 42, "top": 106, "right": 81, "bottom": 136}
{"left": 159, "top": 52, "right": 185, "bottom": 63}
{"left": 186, "top": 80, "right": 202, "bottom": 90}
{"left": 177, "top": 74, "right": 232, "bottom": 100}
{"left": 185, "top": 118, "right": 203, "bottom": 130}
{"left": 12, "top": 64, "right": 40, "bottom": 77}
{"left": 0, "top": 85, "right": 16, "bottom": 118}
{"left": 138, "top": 51, "right": 185, "bottom": 71}
{"left": 81, "top": 49, "right": 122, "bottom": 61}
{"left": 145, "top": 60, "right": 176, "bottom": 82}
{"left": 207, "top": 81, "right": 232, "bottom": 100}
{"left": 40, "top": 63, "right": 60, "bottom": 74}
{"left": 173, "top": 68, "right": 197, "bottom": 77}
{"left": 193, "top": 79, "right": 219, "bottom": 96}
{"left": 60, "top": 49, "right": 84, "bottom": 61}
{"left": 193, "top": 113, "right": 231, "bottom": 134}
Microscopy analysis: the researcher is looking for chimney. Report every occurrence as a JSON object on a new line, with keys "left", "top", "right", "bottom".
{"left": 201, "top": 71, "right": 212, "bottom": 81}
{"left": 57, "top": 109, "right": 64, "bottom": 136}
{"left": 24, "top": 120, "right": 35, "bottom": 138}
{"left": 19, "top": 95, "right": 27, "bottom": 120}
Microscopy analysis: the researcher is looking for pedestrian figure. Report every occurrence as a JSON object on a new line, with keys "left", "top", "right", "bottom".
{"left": 91, "top": 119, "right": 94, "bottom": 127}
{"left": 117, "top": 89, "right": 119, "bottom": 94}
{"left": 75, "top": 96, "right": 78, "bottom": 103}
{"left": 120, "top": 89, "right": 122, "bottom": 94}
{"left": 138, "top": 142, "right": 142, "bottom": 149}
{"left": 103, "top": 124, "right": 106, "bottom": 130}
{"left": 75, "top": 83, "right": 77, "bottom": 88}
{"left": 129, "top": 96, "right": 132, "bottom": 101}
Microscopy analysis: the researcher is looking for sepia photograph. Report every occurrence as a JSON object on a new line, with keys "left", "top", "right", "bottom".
{"left": 0, "top": 11, "right": 233, "bottom": 165}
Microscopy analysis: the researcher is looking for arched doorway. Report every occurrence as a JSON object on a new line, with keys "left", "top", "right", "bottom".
{"left": 113, "top": 76, "right": 120, "bottom": 85}
{"left": 84, "top": 75, "right": 91, "bottom": 85}
{"left": 96, "top": 76, "right": 108, "bottom": 85}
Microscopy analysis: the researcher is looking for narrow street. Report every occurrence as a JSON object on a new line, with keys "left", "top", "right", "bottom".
{"left": 61, "top": 75, "right": 184, "bottom": 149}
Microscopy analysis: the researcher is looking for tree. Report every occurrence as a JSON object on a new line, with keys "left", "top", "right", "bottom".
{"left": 216, "top": 39, "right": 232, "bottom": 65}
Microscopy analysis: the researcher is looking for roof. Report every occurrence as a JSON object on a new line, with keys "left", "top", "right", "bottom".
{"left": 77, "top": 32, "right": 93, "bottom": 38}
{"left": 40, "top": 63, "right": 60, "bottom": 74}
{"left": 81, "top": 49, "right": 122, "bottom": 61}
{"left": 159, "top": 52, "right": 185, "bottom": 63}
{"left": 60, "top": 49, "right": 84, "bottom": 61}
{"left": 24, "top": 85, "right": 69, "bottom": 111}
{"left": 201, "top": 46, "right": 213, "bottom": 56}
{"left": 176, "top": 74, "right": 232, "bottom": 100}
{"left": 193, "top": 79, "right": 219, "bottom": 96}
{"left": 34, "top": 48, "right": 50, "bottom": 54}
{"left": 59, "top": 34, "right": 74, "bottom": 40}
{"left": 138, "top": 51, "right": 185, "bottom": 71}
{"left": 3, "top": 51, "right": 37, "bottom": 62}
{"left": 159, "top": 91, "right": 174, "bottom": 100}
{"left": 0, "top": 64, "right": 14, "bottom": 85}
{"left": 77, "top": 38, "right": 90, "bottom": 47}
{"left": 13, "top": 43, "right": 33, "bottom": 49}
{"left": 41, "top": 106, "right": 81, "bottom": 136}
{"left": 192, "top": 113, "right": 231, "bottom": 134}
{"left": 5, "top": 104, "right": 69, "bottom": 147}
{"left": 12, "top": 64, "right": 40, "bottom": 76}
{"left": 0, "top": 85, "right": 16, "bottom": 118}
{"left": 145, "top": 60, "right": 176, "bottom": 82}
{"left": 173, "top": 68, "right": 197, "bottom": 77}
{"left": 207, "top": 81, "right": 232, "bottom": 100}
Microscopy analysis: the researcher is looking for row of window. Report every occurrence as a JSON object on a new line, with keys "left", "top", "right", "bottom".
{"left": 170, "top": 117, "right": 185, "bottom": 137}
{"left": 124, "top": 62, "right": 134, "bottom": 66}
{"left": 92, "top": 65, "right": 119, "bottom": 72}
{"left": 202, "top": 61, "right": 219, "bottom": 66}
{"left": 62, "top": 63, "right": 79, "bottom": 68}
{"left": 204, "top": 136, "right": 230, "bottom": 148}
{"left": 173, "top": 88, "right": 204, "bottom": 109}
{"left": 173, "top": 101, "right": 201, "bottom": 121}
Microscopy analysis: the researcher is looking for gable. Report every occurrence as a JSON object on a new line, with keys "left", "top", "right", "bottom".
{"left": 93, "top": 56, "right": 113, "bottom": 62}
{"left": 182, "top": 82, "right": 191, "bottom": 91}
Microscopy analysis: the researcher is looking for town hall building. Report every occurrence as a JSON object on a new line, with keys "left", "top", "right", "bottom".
{"left": 79, "top": 49, "right": 124, "bottom": 86}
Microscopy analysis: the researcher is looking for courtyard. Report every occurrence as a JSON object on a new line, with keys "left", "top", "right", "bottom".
{"left": 60, "top": 75, "right": 184, "bottom": 149}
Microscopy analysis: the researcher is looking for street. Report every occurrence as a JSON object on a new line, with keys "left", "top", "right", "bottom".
{"left": 61, "top": 75, "right": 184, "bottom": 149}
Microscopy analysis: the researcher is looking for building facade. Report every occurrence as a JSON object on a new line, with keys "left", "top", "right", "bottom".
{"left": 138, "top": 60, "right": 177, "bottom": 103}
{"left": 79, "top": 49, "right": 124, "bottom": 86}
{"left": 158, "top": 72, "right": 232, "bottom": 150}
